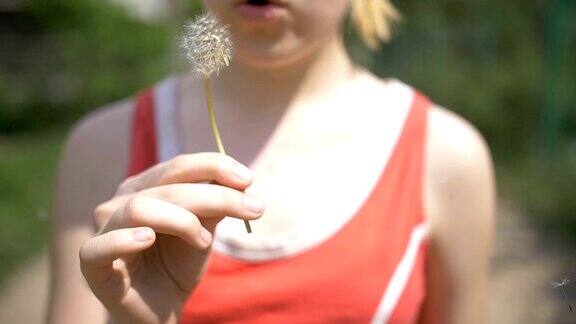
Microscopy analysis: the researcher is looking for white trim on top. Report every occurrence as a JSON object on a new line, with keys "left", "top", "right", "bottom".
{"left": 370, "top": 222, "right": 430, "bottom": 324}
{"left": 212, "top": 78, "right": 416, "bottom": 262}
{"left": 154, "top": 76, "right": 181, "bottom": 162}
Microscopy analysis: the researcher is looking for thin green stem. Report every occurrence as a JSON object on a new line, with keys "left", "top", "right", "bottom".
{"left": 203, "top": 77, "right": 226, "bottom": 154}
{"left": 203, "top": 77, "right": 252, "bottom": 234}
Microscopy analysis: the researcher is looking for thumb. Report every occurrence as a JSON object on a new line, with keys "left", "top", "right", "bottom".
{"left": 80, "top": 227, "right": 156, "bottom": 282}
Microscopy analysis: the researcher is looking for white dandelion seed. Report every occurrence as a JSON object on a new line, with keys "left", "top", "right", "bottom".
{"left": 180, "top": 12, "right": 233, "bottom": 77}
{"left": 551, "top": 277, "right": 570, "bottom": 288}
{"left": 551, "top": 277, "right": 573, "bottom": 313}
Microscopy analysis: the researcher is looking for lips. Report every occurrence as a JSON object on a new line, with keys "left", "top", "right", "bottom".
{"left": 234, "top": 0, "right": 287, "bottom": 21}
{"left": 236, "top": 0, "right": 287, "bottom": 6}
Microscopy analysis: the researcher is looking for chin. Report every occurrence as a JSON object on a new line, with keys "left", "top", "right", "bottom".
{"left": 231, "top": 27, "right": 327, "bottom": 71}
{"left": 232, "top": 41, "right": 310, "bottom": 70}
{"left": 202, "top": 0, "right": 344, "bottom": 70}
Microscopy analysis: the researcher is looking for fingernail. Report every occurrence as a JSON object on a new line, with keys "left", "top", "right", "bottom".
{"left": 133, "top": 228, "right": 154, "bottom": 242}
{"left": 200, "top": 227, "right": 212, "bottom": 246}
{"left": 233, "top": 164, "right": 253, "bottom": 182}
{"left": 243, "top": 194, "right": 264, "bottom": 214}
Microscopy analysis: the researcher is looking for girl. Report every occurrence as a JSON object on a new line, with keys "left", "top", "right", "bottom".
{"left": 48, "top": 0, "right": 495, "bottom": 323}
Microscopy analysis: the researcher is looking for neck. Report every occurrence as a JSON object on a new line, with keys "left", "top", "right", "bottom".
{"left": 213, "top": 34, "right": 356, "bottom": 115}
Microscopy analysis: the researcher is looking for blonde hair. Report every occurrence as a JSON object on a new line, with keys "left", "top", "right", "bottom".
{"left": 350, "top": 0, "right": 401, "bottom": 50}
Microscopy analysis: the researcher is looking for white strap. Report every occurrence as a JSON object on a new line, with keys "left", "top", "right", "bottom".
{"left": 370, "top": 222, "right": 429, "bottom": 324}
{"left": 154, "top": 77, "right": 181, "bottom": 162}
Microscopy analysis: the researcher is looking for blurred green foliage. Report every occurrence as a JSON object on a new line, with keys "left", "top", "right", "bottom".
{"left": 0, "top": 0, "right": 171, "bottom": 133}
{"left": 0, "top": 126, "right": 66, "bottom": 283}
{"left": 0, "top": 0, "right": 574, "bottom": 285}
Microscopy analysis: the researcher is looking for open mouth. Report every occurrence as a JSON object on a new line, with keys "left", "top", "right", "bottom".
{"left": 246, "top": 0, "right": 272, "bottom": 5}
{"left": 235, "top": 0, "right": 287, "bottom": 20}
{"left": 243, "top": 0, "right": 286, "bottom": 6}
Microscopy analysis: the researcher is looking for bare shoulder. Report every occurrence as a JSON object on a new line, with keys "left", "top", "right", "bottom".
{"left": 424, "top": 104, "right": 495, "bottom": 226}
{"left": 66, "top": 97, "right": 133, "bottom": 161}
{"left": 55, "top": 97, "right": 135, "bottom": 224}
{"left": 425, "top": 104, "right": 494, "bottom": 180}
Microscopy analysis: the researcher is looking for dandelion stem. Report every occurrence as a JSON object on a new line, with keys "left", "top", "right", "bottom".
{"left": 560, "top": 286, "right": 573, "bottom": 313}
{"left": 204, "top": 77, "right": 226, "bottom": 154}
{"left": 203, "top": 76, "right": 252, "bottom": 234}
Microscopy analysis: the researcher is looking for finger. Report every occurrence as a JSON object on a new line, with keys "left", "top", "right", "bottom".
{"left": 146, "top": 183, "right": 265, "bottom": 220}
{"left": 101, "top": 196, "right": 213, "bottom": 249}
{"left": 80, "top": 226, "right": 155, "bottom": 277}
{"left": 116, "top": 152, "right": 254, "bottom": 195}
{"left": 94, "top": 198, "right": 126, "bottom": 230}
{"left": 100, "top": 182, "right": 264, "bottom": 226}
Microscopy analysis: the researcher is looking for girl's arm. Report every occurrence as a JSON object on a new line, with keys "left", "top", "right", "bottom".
{"left": 47, "top": 100, "right": 133, "bottom": 324}
{"left": 420, "top": 106, "right": 496, "bottom": 324}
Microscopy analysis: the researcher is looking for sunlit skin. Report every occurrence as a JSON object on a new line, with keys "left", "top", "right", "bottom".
{"left": 47, "top": 1, "right": 495, "bottom": 323}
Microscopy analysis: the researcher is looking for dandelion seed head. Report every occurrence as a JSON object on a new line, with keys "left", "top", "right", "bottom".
{"left": 180, "top": 12, "right": 233, "bottom": 77}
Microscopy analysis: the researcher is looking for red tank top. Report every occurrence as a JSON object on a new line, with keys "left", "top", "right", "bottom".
{"left": 126, "top": 81, "right": 431, "bottom": 323}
